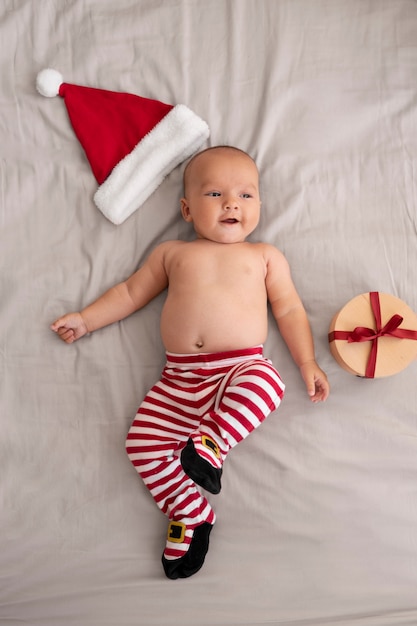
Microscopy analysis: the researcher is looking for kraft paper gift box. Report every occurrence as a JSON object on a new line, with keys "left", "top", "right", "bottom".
{"left": 328, "top": 292, "right": 417, "bottom": 378}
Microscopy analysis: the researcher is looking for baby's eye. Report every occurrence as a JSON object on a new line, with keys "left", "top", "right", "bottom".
{"left": 206, "top": 192, "right": 221, "bottom": 197}
{"left": 241, "top": 193, "right": 252, "bottom": 199}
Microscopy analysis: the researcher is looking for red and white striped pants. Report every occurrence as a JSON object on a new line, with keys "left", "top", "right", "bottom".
{"left": 125, "top": 346, "right": 285, "bottom": 528}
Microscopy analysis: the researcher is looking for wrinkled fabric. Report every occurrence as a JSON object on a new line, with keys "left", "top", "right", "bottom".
{"left": 2, "top": 1, "right": 417, "bottom": 625}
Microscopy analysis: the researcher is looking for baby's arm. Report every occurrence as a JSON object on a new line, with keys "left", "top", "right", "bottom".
{"left": 51, "top": 243, "right": 169, "bottom": 344}
{"left": 264, "top": 245, "right": 329, "bottom": 402}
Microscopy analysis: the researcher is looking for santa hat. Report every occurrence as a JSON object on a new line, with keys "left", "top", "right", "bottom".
{"left": 36, "top": 69, "right": 209, "bottom": 225}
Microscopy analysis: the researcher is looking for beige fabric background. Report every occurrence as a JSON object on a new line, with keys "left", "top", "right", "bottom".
{"left": 2, "top": 1, "right": 417, "bottom": 624}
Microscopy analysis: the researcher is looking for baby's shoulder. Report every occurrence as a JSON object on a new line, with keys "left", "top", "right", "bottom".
{"left": 152, "top": 239, "right": 187, "bottom": 256}
{"left": 251, "top": 241, "right": 286, "bottom": 261}
{"left": 250, "top": 243, "right": 290, "bottom": 280}
{"left": 155, "top": 239, "right": 186, "bottom": 249}
{"left": 151, "top": 239, "right": 195, "bottom": 267}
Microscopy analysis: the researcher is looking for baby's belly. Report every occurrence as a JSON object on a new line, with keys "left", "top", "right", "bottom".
{"left": 160, "top": 300, "right": 268, "bottom": 354}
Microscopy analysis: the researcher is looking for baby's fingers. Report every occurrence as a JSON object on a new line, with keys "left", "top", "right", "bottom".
{"left": 56, "top": 326, "right": 76, "bottom": 343}
{"left": 312, "top": 376, "right": 330, "bottom": 403}
{"left": 50, "top": 316, "right": 70, "bottom": 332}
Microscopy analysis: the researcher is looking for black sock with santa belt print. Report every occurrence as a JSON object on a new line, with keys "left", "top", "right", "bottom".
{"left": 162, "top": 520, "right": 213, "bottom": 579}
{"left": 180, "top": 436, "right": 223, "bottom": 494}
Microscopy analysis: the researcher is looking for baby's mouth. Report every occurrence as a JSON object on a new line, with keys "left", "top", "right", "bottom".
{"left": 221, "top": 218, "right": 239, "bottom": 224}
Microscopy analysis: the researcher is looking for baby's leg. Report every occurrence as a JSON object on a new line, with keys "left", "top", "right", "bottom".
{"left": 182, "top": 357, "right": 285, "bottom": 492}
{"left": 126, "top": 377, "right": 215, "bottom": 579}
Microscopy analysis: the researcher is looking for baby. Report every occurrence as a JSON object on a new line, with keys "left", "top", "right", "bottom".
{"left": 51, "top": 146, "right": 329, "bottom": 579}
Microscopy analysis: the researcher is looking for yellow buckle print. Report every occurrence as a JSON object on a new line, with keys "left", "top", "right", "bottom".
{"left": 167, "top": 521, "right": 186, "bottom": 543}
{"left": 202, "top": 435, "right": 220, "bottom": 459}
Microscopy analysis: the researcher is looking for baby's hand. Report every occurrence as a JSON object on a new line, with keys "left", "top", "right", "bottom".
{"left": 299, "top": 360, "right": 330, "bottom": 403}
{"left": 50, "top": 312, "right": 89, "bottom": 344}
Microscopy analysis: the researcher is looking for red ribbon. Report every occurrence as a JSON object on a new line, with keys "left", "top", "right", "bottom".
{"left": 329, "top": 292, "right": 417, "bottom": 378}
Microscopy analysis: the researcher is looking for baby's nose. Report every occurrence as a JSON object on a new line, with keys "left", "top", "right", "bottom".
{"left": 223, "top": 196, "right": 239, "bottom": 210}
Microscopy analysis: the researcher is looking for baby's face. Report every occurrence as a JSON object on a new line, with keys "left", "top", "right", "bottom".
{"left": 181, "top": 148, "right": 261, "bottom": 244}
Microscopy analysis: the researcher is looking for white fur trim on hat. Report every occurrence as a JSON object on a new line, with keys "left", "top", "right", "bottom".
{"left": 94, "top": 104, "right": 209, "bottom": 225}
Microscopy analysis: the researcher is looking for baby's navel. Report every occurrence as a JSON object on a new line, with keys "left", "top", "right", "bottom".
{"left": 195, "top": 340, "right": 204, "bottom": 349}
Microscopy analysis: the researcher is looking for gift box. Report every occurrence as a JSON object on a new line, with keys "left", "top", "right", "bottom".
{"left": 328, "top": 292, "right": 417, "bottom": 378}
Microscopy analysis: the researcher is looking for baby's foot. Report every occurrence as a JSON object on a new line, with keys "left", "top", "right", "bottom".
{"left": 162, "top": 520, "right": 213, "bottom": 579}
{"left": 181, "top": 437, "right": 222, "bottom": 494}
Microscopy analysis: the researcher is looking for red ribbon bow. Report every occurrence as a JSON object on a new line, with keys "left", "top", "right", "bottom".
{"left": 329, "top": 292, "right": 417, "bottom": 378}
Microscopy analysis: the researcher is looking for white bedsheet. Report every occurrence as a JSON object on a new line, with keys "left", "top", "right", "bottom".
{"left": 2, "top": 1, "right": 417, "bottom": 624}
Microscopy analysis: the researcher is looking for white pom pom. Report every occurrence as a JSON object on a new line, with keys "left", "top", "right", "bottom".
{"left": 36, "top": 68, "right": 64, "bottom": 97}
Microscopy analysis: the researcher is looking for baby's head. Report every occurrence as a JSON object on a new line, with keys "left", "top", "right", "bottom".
{"left": 181, "top": 146, "right": 261, "bottom": 244}
{"left": 183, "top": 145, "right": 258, "bottom": 193}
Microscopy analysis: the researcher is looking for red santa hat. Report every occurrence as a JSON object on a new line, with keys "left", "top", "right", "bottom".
{"left": 36, "top": 69, "right": 209, "bottom": 225}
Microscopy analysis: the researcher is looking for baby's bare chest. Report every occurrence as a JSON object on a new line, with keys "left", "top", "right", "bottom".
{"left": 167, "top": 245, "right": 266, "bottom": 292}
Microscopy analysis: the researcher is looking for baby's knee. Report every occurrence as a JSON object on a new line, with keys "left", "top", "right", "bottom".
{"left": 125, "top": 432, "right": 180, "bottom": 467}
{"left": 237, "top": 358, "right": 285, "bottom": 407}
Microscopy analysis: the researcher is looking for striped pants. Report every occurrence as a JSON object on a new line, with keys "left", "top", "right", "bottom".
{"left": 126, "top": 346, "right": 285, "bottom": 532}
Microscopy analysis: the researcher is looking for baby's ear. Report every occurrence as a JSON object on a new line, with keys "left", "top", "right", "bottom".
{"left": 180, "top": 198, "right": 193, "bottom": 222}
